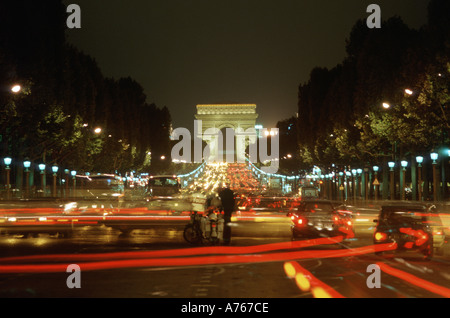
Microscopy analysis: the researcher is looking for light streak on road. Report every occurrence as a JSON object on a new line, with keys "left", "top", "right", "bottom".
{"left": 0, "top": 238, "right": 396, "bottom": 273}
{"left": 284, "top": 261, "right": 345, "bottom": 298}
{"left": 376, "top": 262, "right": 450, "bottom": 298}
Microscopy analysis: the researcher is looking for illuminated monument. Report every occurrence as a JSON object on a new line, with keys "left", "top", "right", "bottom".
{"left": 195, "top": 104, "right": 259, "bottom": 163}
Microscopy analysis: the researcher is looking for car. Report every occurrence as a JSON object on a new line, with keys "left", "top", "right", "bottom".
{"left": 287, "top": 200, "right": 354, "bottom": 240}
{"left": 147, "top": 175, "right": 181, "bottom": 198}
{"left": 0, "top": 215, "right": 74, "bottom": 238}
{"left": 373, "top": 203, "right": 446, "bottom": 260}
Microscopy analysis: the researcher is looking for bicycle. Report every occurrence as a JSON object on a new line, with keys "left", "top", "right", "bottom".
{"left": 183, "top": 211, "right": 203, "bottom": 245}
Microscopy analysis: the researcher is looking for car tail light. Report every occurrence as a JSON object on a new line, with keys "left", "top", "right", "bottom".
{"left": 375, "top": 232, "right": 388, "bottom": 241}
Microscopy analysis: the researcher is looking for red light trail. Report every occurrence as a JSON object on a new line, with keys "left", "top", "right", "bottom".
{"left": 0, "top": 237, "right": 396, "bottom": 274}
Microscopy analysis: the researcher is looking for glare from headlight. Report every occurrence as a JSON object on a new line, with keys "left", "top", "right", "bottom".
{"left": 64, "top": 202, "right": 77, "bottom": 212}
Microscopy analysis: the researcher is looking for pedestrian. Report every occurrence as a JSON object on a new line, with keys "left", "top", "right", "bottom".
{"left": 219, "top": 183, "right": 235, "bottom": 245}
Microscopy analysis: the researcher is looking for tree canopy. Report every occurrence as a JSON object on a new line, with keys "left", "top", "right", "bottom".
{"left": 294, "top": 0, "right": 449, "bottom": 171}
{"left": 0, "top": 0, "right": 172, "bottom": 174}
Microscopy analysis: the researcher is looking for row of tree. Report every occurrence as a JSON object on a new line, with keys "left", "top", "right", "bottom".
{"left": 282, "top": 0, "right": 449, "bottom": 174}
{"left": 0, "top": 1, "right": 172, "bottom": 175}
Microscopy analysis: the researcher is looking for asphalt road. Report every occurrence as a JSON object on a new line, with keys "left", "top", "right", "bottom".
{"left": 0, "top": 209, "right": 449, "bottom": 302}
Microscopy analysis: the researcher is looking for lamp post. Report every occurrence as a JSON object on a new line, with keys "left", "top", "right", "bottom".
{"left": 39, "top": 164, "right": 46, "bottom": 197}
{"left": 401, "top": 160, "right": 408, "bottom": 200}
{"left": 345, "top": 171, "right": 351, "bottom": 202}
{"left": 71, "top": 170, "right": 77, "bottom": 197}
{"left": 24, "top": 160, "right": 31, "bottom": 198}
{"left": 357, "top": 168, "right": 363, "bottom": 200}
{"left": 373, "top": 166, "right": 379, "bottom": 201}
{"left": 388, "top": 161, "right": 395, "bottom": 200}
{"left": 431, "top": 152, "right": 439, "bottom": 202}
{"left": 352, "top": 169, "right": 357, "bottom": 203}
{"left": 64, "top": 169, "right": 69, "bottom": 198}
{"left": 4, "top": 157, "right": 12, "bottom": 199}
{"left": 416, "top": 156, "right": 423, "bottom": 201}
{"left": 52, "top": 164, "right": 58, "bottom": 197}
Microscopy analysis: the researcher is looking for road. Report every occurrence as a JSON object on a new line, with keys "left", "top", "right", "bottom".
{"left": 0, "top": 202, "right": 449, "bottom": 303}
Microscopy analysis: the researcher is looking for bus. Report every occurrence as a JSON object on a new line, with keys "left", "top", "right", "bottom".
{"left": 299, "top": 186, "right": 319, "bottom": 200}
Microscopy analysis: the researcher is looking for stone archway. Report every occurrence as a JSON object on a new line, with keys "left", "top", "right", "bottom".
{"left": 195, "top": 104, "right": 259, "bottom": 163}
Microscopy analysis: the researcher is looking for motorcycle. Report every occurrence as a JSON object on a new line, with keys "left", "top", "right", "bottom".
{"left": 183, "top": 207, "right": 224, "bottom": 245}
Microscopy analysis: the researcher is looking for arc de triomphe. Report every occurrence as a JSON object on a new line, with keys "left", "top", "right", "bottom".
{"left": 195, "top": 104, "right": 259, "bottom": 163}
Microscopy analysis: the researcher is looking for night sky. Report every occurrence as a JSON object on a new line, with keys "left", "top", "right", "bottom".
{"left": 64, "top": 0, "right": 430, "bottom": 131}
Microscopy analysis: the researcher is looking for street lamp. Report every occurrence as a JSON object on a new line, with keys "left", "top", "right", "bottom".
{"left": 4, "top": 157, "right": 12, "bottom": 199}
{"left": 11, "top": 85, "right": 21, "bottom": 93}
{"left": 416, "top": 156, "right": 424, "bottom": 201}
{"left": 351, "top": 169, "right": 357, "bottom": 203}
{"left": 52, "top": 164, "right": 59, "bottom": 197}
{"left": 24, "top": 160, "right": 31, "bottom": 198}
{"left": 357, "top": 169, "right": 362, "bottom": 200}
{"left": 64, "top": 169, "right": 70, "bottom": 198}
{"left": 400, "top": 160, "right": 408, "bottom": 200}
{"left": 430, "top": 152, "right": 438, "bottom": 164}
{"left": 373, "top": 166, "right": 379, "bottom": 201}
{"left": 388, "top": 161, "right": 395, "bottom": 200}
{"left": 39, "top": 164, "right": 46, "bottom": 197}
{"left": 431, "top": 152, "right": 439, "bottom": 201}
{"left": 382, "top": 102, "right": 391, "bottom": 109}
{"left": 71, "top": 170, "right": 77, "bottom": 197}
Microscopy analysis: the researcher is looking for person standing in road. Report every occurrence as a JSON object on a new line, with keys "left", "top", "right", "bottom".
{"left": 219, "top": 184, "right": 235, "bottom": 245}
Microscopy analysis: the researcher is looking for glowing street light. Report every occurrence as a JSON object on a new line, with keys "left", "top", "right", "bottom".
{"left": 382, "top": 102, "right": 391, "bottom": 109}
{"left": 11, "top": 85, "right": 21, "bottom": 93}
{"left": 3, "top": 157, "right": 12, "bottom": 167}
{"left": 405, "top": 89, "right": 413, "bottom": 95}
{"left": 430, "top": 152, "right": 438, "bottom": 164}
{"left": 94, "top": 127, "right": 102, "bottom": 134}
{"left": 388, "top": 161, "right": 395, "bottom": 170}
